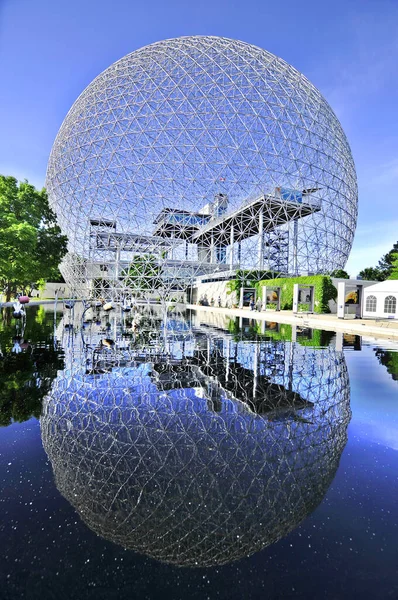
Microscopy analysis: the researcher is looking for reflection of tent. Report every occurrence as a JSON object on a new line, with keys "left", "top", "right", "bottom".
{"left": 41, "top": 341, "right": 350, "bottom": 568}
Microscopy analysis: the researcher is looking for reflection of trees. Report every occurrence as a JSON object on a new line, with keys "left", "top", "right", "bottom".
{"left": 0, "top": 307, "right": 64, "bottom": 426}
{"left": 374, "top": 348, "right": 398, "bottom": 381}
{"left": 42, "top": 340, "right": 351, "bottom": 567}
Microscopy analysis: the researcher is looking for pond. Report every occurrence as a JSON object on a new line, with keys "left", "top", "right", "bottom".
{"left": 0, "top": 304, "right": 397, "bottom": 600}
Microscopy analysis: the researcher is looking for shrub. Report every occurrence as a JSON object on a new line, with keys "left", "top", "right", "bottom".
{"left": 255, "top": 275, "right": 337, "bottom": 314}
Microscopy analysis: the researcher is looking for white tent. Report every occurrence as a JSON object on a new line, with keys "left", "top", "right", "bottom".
{"left": 362, "top": 280, "right": 398, "bottom": 319}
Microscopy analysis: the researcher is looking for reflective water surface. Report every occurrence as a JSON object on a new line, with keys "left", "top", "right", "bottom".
{"left": 1, "top": 305, "right": 397, "bottom": 599}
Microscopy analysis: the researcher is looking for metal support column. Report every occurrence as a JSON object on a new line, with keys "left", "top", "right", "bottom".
{"left": 335, "top": 331, "right": 343, "bottom": 352}
{"left": 292, "top": 219, "right": 298, "bottom": 276}
{"left": 293, "top": 283, "right": 299, "bottom": 313}
{"left": 262, "top": 286, "right": 267, "bottom": 311}
{"left": 239, "top": 287, "right": 244, "bottom": 309}
{"left": 115, "top": 243, "right": 121, "bottom": 284}
{"left": 225, "top": 339, "right": 230, "bottom": 382}
{"left": 229, "top": 224, "right": 234, "bottom": 269}
{"left": 253, "top": 344, "right": 258, "bottom": 399}
{"left": 356, "top": 284, "right": 363, "bottom": 319}
{"left": 258, "top": 210, "right": 264, "bottom": 269}
{"left": 337, "top": 282, "right": 346, "bottom": 319}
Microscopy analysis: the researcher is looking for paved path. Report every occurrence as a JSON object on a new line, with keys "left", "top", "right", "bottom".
{"left": 187, "top": 304, "right": 398, "bottom": 341}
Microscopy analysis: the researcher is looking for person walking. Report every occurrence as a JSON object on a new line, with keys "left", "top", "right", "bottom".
{"left": 249, "top": 295, "right": 255, "bottom": 311}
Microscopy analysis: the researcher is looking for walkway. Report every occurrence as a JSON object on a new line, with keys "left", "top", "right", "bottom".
{"left": 187, "top": 304, "right": 398, "bottom": 341}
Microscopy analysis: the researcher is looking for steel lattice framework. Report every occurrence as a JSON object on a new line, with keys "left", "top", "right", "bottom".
{"left": 41, "top": 328, "right": 351, "bottom": 567}
{"left": 46, "top": 36, "right": 358, "bottom": 299}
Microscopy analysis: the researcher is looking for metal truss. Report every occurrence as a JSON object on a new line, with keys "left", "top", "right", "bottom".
{"left": 46, "top": 36, "right": 358, "bottom": 299}
{"left": 42, "top": 311, "right": 351, "bottom": 567}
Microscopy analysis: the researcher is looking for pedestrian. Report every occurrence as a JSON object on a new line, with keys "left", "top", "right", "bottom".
{"left": 218, "top": 296, "right": 221, "bottom": 307}
{"left": 249, "top": 295, "right": 255, "bottom": 311}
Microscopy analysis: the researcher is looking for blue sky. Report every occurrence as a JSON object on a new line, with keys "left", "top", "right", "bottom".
{"left": 1, "top": 0, "right": 397, "bottom": 275}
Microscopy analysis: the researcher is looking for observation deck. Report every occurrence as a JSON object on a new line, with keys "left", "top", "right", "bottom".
{"left": 192, "top": 192, "right": 321, "bottom": 246}
{"left": 152, "top": 208, "right": 211, "bottom": 240}
{"left": 90, "top": 231, "right": 181, "bottom": 253}
{"left": 151, "top": 188, "right": 321, "bottom": 272}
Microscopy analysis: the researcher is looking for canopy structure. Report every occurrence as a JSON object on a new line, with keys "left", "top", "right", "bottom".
{"left": 363, "top": 280, "right": 398, "bottom": 319}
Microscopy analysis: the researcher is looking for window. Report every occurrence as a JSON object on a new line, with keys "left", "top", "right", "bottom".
{"left": 384, "top": 295, "right": 397, "bottom": 313}
{"left": 215, "top": 246, "right": 226, "bottom": 264}
{"left": 365, "top": 295, "right": 377, "bottom": 312}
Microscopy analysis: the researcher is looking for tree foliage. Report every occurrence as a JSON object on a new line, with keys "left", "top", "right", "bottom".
{"left": 358, "top": 267, "right": 385, "bottom": 281}
{"left": 387, "top": 252, "right": 398, "bottom": 280}
{"left": 123, "top": 255, "right": 163, "bottom": 293}
{"left": 226, "top": 269, "right": 280, "bottom": 304}
{"left": 374, "top": 348, "right": 398, "bottom": 381}
{"left": 0, "top": 306, "right": 64, "bottom": 427}
{"left": 256, "top": 275, "right": 337, "bottom": 314}
{"left": 330, "top": 269, "right": 350, "bottom": 279}
{"left": 358, "top": 241, "right": 398, "bottom": 282}
{"left": 0, "top": 175, "right": 68, "bottom": 300}
{"left": 377, "top": 242, "right": 398, "bottom": 275}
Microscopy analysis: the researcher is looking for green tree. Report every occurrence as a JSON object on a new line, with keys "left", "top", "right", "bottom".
{"left": 123, "top": 255, "right": 163, "bottom": 293}
{"left": 358, "top": 267, "right": 384, "bottom": 281}
{"left": 387, "top": 252, "right": 398, "bottom": 280}
{"left": 357, "top": 241, "right": 398, "bottom": 282}
{"left": 330, "top": 269, "right": 350, "bottom": 279}
{"left": 377, "top": 241, "right": 398, "bottom": 276}
{"left": 0, "top": 175, "right": 68, "bottom": 301}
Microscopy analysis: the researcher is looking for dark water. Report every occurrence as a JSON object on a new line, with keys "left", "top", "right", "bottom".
{"left": 0, "top": 304, "right": 397, "bottom": 600}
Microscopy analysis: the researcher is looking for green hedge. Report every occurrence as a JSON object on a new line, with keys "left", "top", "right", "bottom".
{"left": 254, "top": 323, "right": 334, "bottom": 346}
{"left": 227, "top": 318, "right": 335, "bottom": 346}
{"left": 255, "top": 275, "right": 337, "bottom": 314}
{"left": 226, "top": 269, "right": 281, "bottom": 303}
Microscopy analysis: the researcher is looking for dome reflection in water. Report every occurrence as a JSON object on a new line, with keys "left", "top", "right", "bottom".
{"left": 41, "top": 310, "right": 350, "bottom": 567}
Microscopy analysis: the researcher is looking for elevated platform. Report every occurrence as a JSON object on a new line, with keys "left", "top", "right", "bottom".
{"left": 192, "top": 193, "right": 321, "bottom": 245}
{"left": 152, "top": 208, "right": 211, "bottom": 240}
{"left": 90, "top": 231, "right": 180, "bottom": 253}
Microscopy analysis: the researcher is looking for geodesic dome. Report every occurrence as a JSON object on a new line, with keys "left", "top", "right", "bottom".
{"left": 46, "top": 36, "right": 357, "bottom": 299}
{"left": 41, "top": 338, "right": 350, "bottom": 567}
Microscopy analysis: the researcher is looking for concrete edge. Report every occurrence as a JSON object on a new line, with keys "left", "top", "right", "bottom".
{"left": 186, "top": 304, "right": 398, "bottom": 342}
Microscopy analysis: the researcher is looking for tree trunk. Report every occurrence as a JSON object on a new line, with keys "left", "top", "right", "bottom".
{"left": 6, "top": 282, "right": 12, "bottom": 302}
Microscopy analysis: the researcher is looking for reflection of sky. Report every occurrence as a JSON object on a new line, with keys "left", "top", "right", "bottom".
{"left": 346, "top": 344, "right": 398, "bottom": 451}
{"left": 56, "top": 365, "right": 316, "bottom": 442}
{"left": 1, "top": 329, "right": 398, "bottom": 598}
